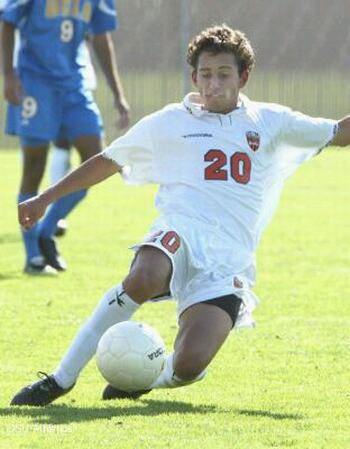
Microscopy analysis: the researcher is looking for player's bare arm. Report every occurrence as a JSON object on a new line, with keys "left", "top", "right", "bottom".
{"left": 92, "top": 32, "right": 130, "bottom": 129}
{"left": 331, "top": 116, "right": 350, "bottom": 147}
{"left": 18, "top": 155, "right": 121, "bottom": 230}
{"left": 1, "top": 21, "right": 21, "bottom": 104}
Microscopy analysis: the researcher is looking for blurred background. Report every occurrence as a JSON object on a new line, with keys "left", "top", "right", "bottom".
{"left": 1, "top": 0, "right": 349, "bottom": 147}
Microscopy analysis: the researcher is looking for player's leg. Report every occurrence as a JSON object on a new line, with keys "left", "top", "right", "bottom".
{"left": 50, "top": 137, "right": 72, "bottom": 185}
{"left": 38, "top": 134, "right": 101, "bottom": 270}
{"left": 153, "top": 297, "right": 241, "bottom": 389}
{"left": 53, "top": 245, "right": 172, "bottom": 389}
{"left": 10, "top": 246, "right": 172, "bottom": 406}
{"left": 103, "top": 294, "right": 242, "bottom": 400}
{"left": 6, "top": 73, "right": 60, "bottom": 275}
{"left": 38, "top": 90, "right": 103, "bottom": 270}
{"left": 50, "top": 137, "right": 72, "bottom": 237}
{"left": 19, "top": 139, "right": 57, "bottom": 275}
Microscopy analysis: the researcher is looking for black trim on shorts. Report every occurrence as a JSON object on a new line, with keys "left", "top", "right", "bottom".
{"left": 201, "top": 294, "right": 242, "bottom": 328}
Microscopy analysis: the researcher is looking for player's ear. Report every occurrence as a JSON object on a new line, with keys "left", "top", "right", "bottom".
{"left": 192, "top": 70, "right": 198, "bottom": 87}
{"left": 239, "top": 69, "right": 249, "bottom": 88}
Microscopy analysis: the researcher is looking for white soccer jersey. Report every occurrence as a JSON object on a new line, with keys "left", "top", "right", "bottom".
{"left": 104, "top": 93, "right": 337, "bottom": 323}
{"left": 103, "top": 93, "right": 337, "bottom": 284}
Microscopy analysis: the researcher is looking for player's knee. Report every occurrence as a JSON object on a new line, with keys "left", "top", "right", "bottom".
{"left": 24, "top": 155, "right": 45, "bottom": 172}
{"left": 173, "top": 350, "right": 208, "bottom": 381}
{"left": 22, "top": 151, "right": 47, "bottom": 176}
{"left": 123, "top": 269, "right": 162, "bottom": 302}
{"left": 74, "top": 135, "right": 102, "bottom": 162}
{"left": 21, "top": 161, "right": 47, "bottom": 191}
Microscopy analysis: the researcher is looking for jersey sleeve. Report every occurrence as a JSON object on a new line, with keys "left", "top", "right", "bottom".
{"left": 2, "top": 0, "right": 32, "bottom": 25}
{"left": 278, "top": 108, "right": 337, "bottom": 153}
{"left": 89, "top": 0, "right": 118, "bottom": 34}
{"left": 274, "top": 108, "right": 338, "bottom": 179}
{"left": 102, "top": 116, "right": 155, "bottom": 185}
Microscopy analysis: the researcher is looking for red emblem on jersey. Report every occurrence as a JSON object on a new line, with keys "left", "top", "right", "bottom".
{"left": 246, "top": 131, "right": 260, "bottom": 151}
{"left": 233, "top": 276, "right": 243, "bottom": 289}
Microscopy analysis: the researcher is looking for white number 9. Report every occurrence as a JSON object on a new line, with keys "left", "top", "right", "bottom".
{"left": 21, "top": 96, "right": 38, "bottom": 120}
{"left": 60, "top": 19, "right": 74, "bottom": 42}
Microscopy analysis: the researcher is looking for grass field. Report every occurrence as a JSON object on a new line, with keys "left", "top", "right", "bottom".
{"left": 0, "top": 148, "right": 349, "bottom": 449}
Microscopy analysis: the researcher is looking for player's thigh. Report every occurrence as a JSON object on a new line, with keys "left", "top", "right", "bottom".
{"left": 20, "top": 141, "right": 50, "bottom": 192}
{"left": 63, "top": 89, "right": 103, "bottom": 161}
{"left": 54, "top": 136, "right": 72, "bottom": 150}
{"left": 73, "top": 134, "right": 103, "bottom": 162}
{"left": 123, "top": 246, "right": 172, "bottom": 302}
{"left": 173, "top": 303, "right": 232, "bottom": 378}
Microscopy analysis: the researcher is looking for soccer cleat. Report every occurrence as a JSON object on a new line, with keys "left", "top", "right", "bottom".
{"left": 102, "top": 385, "right": 151, "bottom": 401}
{"left": 10, "top": 372, "right": 75, "bottom": 406}
{"left": 24, "top": 256, "right": 57, "bottom": 276}
{"left": 54, "top": 219, "right": 68, "bottom": 238}
{"left": 39, "top": 237, "right": 67, "bottom": 271}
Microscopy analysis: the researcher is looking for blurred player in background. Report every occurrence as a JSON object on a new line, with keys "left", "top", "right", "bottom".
{"left": 1, "top": 0, "right": 130, "bottom": 275}
{"left": 51, "top": 37, "right": 99, "bottom": 237}
{"left": 11, "top": 24, "right": 350, "bottom": 406}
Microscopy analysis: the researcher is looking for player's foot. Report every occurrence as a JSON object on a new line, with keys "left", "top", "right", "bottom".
{"left": 39, "top": 237, "right": 67, "bottom": 271}
{"left": 102, "top": 385, "right": 151, "bottom": 400}
{"left": 55, "top": 219, "right": 68, "bottom": 238}
{"left": 24, "top": 256, "right": 58, "bottom": 276}
{"left": 10, "top": 372, "right": 75, "bottom": 406}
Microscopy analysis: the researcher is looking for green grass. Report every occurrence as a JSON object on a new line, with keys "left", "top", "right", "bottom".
{"left": 0, "top": 148, "right": 350, "bottom": 448}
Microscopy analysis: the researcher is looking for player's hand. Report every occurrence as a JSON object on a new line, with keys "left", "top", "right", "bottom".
{"left": 4, "top": 71, "right": 22, "bottom": 105}
{"left": 18, "top": 196, "right": 47, "bottom": 230}
{"left": 115, "top": 97, "right": 130, "bottom": 129}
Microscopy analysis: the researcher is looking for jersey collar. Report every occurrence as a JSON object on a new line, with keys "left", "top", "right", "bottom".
{"left": 182, "top": 92, "right": 248, "bottom": 118}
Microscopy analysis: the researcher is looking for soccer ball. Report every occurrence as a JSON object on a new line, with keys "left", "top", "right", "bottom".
{"left": 96, "top": 321, "right": 166, "bottom": 392}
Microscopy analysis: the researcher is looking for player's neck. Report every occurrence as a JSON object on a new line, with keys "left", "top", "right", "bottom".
{"left": 188, "top": 92, "right": 242, "bottom": 114}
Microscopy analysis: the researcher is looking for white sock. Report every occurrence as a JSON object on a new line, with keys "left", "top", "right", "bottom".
{"left": 150, "top": 353, "right": 207, "bottom": 389}
{"left": 50, "top": 146, "right": 71, "bottom": 185}
{"left": 54, "top": 285, "right": 139, "bottom": 388}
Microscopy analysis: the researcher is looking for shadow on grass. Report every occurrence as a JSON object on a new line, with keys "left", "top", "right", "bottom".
{"left": 0, "top": 399, "right": 219, "bottom": 424}
{"left": 237, "top": 409, "right": 303, "bottom": 420}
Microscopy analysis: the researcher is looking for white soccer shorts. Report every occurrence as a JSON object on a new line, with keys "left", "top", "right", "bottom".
{"left": 132, "top": 217, "right": 258, "bottom": 329}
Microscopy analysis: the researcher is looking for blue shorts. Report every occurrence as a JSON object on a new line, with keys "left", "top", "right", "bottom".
{"left": 6, "top": 71, "right": 103, "bottom": 146}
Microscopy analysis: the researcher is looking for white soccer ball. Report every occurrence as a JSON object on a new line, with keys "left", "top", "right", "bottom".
{"left": 96, "top": 321, "right": 165, "bottom": 392}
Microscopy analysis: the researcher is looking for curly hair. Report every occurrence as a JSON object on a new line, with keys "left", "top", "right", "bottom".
{"left": 187, "top": 24, "right": 255, "bottom": 75}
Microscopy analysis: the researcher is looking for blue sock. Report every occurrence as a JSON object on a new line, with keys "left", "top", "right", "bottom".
{"left": 18, "top": 192, "right": 41, "bottom": 263}
{"left": 39, "top": 190, "right": 87, "bottom": 239}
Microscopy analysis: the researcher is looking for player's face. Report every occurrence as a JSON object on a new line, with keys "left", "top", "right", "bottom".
{"left": 192, "top": 51, "right": 248, "bottom": 114}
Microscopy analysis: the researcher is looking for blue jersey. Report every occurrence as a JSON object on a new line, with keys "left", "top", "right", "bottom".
{"left": 3, "top": 0, "right": 117, "bottom": 88}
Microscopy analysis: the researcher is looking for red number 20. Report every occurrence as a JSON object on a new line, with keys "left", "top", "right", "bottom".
{"left": 204, "top": 149, "right": 251, "bottom": 185}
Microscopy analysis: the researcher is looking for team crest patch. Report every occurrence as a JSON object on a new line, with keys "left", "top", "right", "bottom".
{"left": 246, "top": 131, "right": 260, "bottom": 151}
{"left": 233, "top": 276, "right": 243, "bottom": 289}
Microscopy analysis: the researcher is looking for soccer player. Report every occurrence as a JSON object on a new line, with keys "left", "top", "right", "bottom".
{"left": 11, "top": 24, "right": 350, "bottom": 406}
{"left": 1, "top": 0, "right": 130, "bottom": 275}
